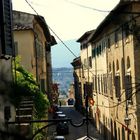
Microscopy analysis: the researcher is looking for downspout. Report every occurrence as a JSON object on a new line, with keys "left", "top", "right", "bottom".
{"left": 122, "top": 25, "right": 130, "bottom": 140}
{"left": 34, "top": 33, "right": 39, "bottom": 84}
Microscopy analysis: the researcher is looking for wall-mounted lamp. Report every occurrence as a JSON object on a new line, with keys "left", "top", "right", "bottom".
{"left": 124, "top": 116, "right": 131, "bottom": 126}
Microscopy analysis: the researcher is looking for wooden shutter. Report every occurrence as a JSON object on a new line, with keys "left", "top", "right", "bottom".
{"left": 114, "top": 76, "right": 121, "bottom": 99}
{"left": 0, "top": 0, "right": 13, "bottom": 55}
{"left": 125, "top": 75, "right": 132, "bottom": 100}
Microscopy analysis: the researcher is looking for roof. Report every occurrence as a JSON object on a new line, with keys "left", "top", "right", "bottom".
{"left": 13, "top": 10, "right": 57, "bottom": 46}
{"left": 71, "top": 56, "right": 81, "bottom": 67}
{"left": 77, "top": 30, "right": 95, "bottom": 43}
{"left": 88, "top": 1, "right": 139, "bottom": 42}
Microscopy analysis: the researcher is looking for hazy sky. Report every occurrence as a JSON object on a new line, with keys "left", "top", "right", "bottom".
{"left": 12, "top": 0, "right": 120, "bottom": 67}
{"left": 12, "top": 0, "right": 120, "bottom": 41}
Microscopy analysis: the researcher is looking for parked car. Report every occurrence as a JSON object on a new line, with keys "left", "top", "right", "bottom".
{"left": 53, "top": 111, "right": 63, "bottom": 119}
{"left": 67, "top": 98, "right": 74, "bottom": 105}
{"left": 56, "top": 114, "right": 69, "bottom": 135}
{"left": 53, "top": 136, "right": 65, "bottom": 140}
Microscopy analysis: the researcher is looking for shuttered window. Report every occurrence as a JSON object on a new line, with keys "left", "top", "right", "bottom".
{"left": 103, "top": 74, "right": 107, "bottom": 95}
{"left": 0, "top": 0, "right": 13, "bottom": 55}
{"left": 125, "top": 75, "right": 132, "bottom": 102}
{"left": 108, "top": 74, "right": 113, "bottom": 98}
{"left": 114, "top": 76, "right": 121, "bottom": 100}
{"left": 88, "top": 56, "right": 92, "bottom": 68}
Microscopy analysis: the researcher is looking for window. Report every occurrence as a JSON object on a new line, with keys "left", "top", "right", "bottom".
{"left": 103, "top": 74, "right": 107, "bottom": 95}
{"left": 114, "top": 75, "right": 121, "bottom": 100}
{"left": 98, "top": 75, "right": 100, "bottom": 93}
{"left": 88, "top": 56, "right": 92, "bottom": 68}
{"left": 95, "top": 75, "right": 97, "bottom": 92}
{"left": 108, "top": 73, "right": 113, "bottom": 98}
{"left": 121, "top": 58, "right": 125, "bottom": 89}
{"left": 92, "top": 49, "right": 96, "bottom": 58}
{"left": 125, "top": 56, "right": 132, "bottom": 103}
{"left": 113, "top": 61, "right": 115, "bottom": 85}
{"left": 82, "top": 65, "right": 84, "bottom": 78}
{"left": 123, "top": 23, "right": 129, "bottom": 38}
{"left": 127, "top": 56, "right": 130, "bottom": 69}
{"left": 109, "top": 63, "right": 111, "bottom": 72}
{"left": 0, "top": 0, "right": 13, "bottom": 55}
{"left": 125, "top": 74, "right": 132, "bottom": 102}
{"left": 107, "top": 38, "right": 110, "bottom": 49}
{"left": 114, "top": 30, "right": 119, "bottom": 47}
{"left": 13, "top": 42, "right": 18, "bottom": 56}
{"left": 99, "top": 45, "right": 101, "bottom": 55}
{"left": 101, "top": 75, "right": 103, "bottom": 94}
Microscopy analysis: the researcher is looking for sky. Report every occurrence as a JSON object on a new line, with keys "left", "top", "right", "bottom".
{"left": 12, "top": 0, "right": 120, "bottom": 67}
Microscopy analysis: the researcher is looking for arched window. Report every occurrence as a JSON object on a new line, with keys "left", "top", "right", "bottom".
{"left": 109, "top": 63, "right": 111, "bottom": 72}
{"left": 125, "top": 56, "right": 132, "bottom": 103}
{"left": 115, "top": 60, "right": 121, "bottom": 99}
{"left": 127, "top": 56, "right": 130, "bottom": 69}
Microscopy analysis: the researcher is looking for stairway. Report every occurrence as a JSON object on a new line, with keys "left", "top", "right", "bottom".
{"left": 15, "top": 96, "right": 34, "bottom": 138}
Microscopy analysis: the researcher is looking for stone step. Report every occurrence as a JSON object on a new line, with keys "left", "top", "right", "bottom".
{"left": 16, "top": 108, "right": 33, "bottom": 115}
{"left": 20, "top": 100, "right": 34, "bottom": 104}
{"left": 16, "top": 115, "right": 32, "bottom": 122}
{"left": 21, "top": 96, "right": 33, "bottom": 101}
{"left": 19, "top": 104, "right": 34, "bottom": 108}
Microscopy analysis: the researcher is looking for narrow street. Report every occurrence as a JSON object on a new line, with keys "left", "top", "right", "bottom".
{"left": 47, "top": 106, "right": 103, "bottom": 140}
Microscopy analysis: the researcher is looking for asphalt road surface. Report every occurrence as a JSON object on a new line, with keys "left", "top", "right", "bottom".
{"left": 47, "top": 106, "right": 103, "bottom": 140}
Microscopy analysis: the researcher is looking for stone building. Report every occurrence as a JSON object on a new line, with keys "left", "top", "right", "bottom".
{"left": 71, "top": 57, "right": 83, "bottom": 111}
{"left": 72, "top": 0, "right": 140, "bottom": 139}
{"left": 13, "top": 10, "right": 57, "bottom": 98}
{"left": 0, "top": 0, "right": 15, "bottom": 135}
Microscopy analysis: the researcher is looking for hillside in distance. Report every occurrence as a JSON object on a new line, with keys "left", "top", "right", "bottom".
{"left": 52, "top": 67, "right": 73, "bottom": 95}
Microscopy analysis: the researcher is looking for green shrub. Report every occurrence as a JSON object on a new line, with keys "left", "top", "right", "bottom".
{"left": 10, "top": 57, "right": 50, "bottom": 119}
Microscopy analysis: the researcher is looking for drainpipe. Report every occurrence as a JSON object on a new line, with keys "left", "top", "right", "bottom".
{"left": 122, "top": 25, "right": 130, "bottom": 140}
{"left": 34, "top": 33, "right": 39, "bottom": 84}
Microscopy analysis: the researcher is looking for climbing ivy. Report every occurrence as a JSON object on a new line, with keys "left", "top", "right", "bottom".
{"left": 10, "top": 57, "right": 50, "bottom": 119}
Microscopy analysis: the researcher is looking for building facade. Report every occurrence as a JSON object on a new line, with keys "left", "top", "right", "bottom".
{"left": 13, "top": 11, "right": 57, "bottom": 98}
{"left": 73, "top": 1, "right": 140, "bottom": 140}
{"left": 0, "top": 0, "right": 16, "bottom": 134}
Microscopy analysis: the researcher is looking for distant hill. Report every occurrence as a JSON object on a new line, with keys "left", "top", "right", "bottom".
{"left": 51, "top": 39, "right": 80, "bottom": 68}
{"left": 52, "top": 67, "right": 73, "bottom": 94}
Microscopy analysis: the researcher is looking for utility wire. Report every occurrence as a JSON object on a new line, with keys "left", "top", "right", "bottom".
{"left": 24, "top": 0, "right": 98, "bottom": 78}
{"left": 64, "top": 0, "right": 110, "bottom": 13}
{"left": 24, "top": 0, "right": 140, "bottom": 102}
{"left": 24, "top": 0, "right": 78, "bottom": 58}
{"left": 98, "top": 84, "right": 140, "bottom": 108}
